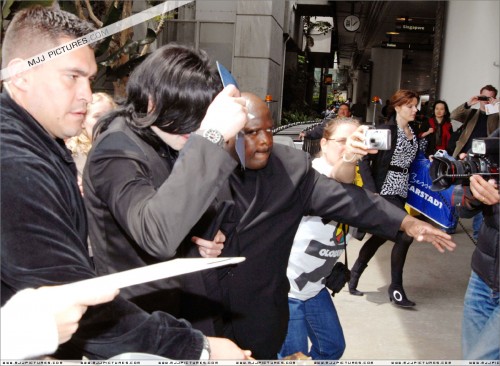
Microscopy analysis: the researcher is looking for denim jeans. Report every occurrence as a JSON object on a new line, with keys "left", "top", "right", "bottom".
{"left": 462, "top": 271, "right": 500, "bottom": 360}
{"left": 278, "top": 288, "right": 345, "bottom": 360}
{"left": 472, "top": 212, "right": 484, "bottom": 241}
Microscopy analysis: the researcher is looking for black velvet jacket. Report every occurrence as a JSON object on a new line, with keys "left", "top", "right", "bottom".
{"left": 0, "top": 92, "right": 205, "bottom": 360}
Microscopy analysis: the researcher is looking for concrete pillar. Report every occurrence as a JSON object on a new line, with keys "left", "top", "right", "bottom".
{"left": 367, "top": 48, "right": 403, "bottom": 125}
{"left": 439, "top": 1, "right": 500, "bottom": 110}
{"left": 233, "top": 0, "right": 286, "bottom": 124}
{"left": 351, "top": 69, "right": 369, "bottom": 122}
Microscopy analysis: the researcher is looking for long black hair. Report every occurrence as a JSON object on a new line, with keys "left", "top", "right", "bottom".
{"left": 94, "top": 44, "right": 222, "bottom": 146}
{"left": 431, "top": 100, "right": 451, "bottom": 122}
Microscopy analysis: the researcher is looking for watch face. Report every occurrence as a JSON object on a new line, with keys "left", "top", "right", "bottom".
{"left": 204, "top": 128, "right": 224, "bottom": 147}
{"left": 344, "top": 15, "right": 360, "bottom": 32}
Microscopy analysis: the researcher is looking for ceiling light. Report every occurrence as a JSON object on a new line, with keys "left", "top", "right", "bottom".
{"left": 386, "top": 31, "right": 399, "bottom": 35}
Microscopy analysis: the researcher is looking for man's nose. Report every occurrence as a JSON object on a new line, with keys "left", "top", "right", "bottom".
{"left": 259, "top": 132, "right": 272, "bottom": 144}
{"left": 79, "top": 80, "right": 93, "bottom": 104}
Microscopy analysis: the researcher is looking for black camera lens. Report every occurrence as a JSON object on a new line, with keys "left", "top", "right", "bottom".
{"left": 430, "top": 157, "right": 484, "bottom": 191}
{"left": 430, "top": 156, "right": 497, "bottom": 191}
{"left": 430, "top": 138, "right": 499, "bottom": 191}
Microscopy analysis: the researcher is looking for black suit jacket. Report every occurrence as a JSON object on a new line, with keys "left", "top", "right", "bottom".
{"left": 210, "top": 144, "right": 407, "bottom": 359}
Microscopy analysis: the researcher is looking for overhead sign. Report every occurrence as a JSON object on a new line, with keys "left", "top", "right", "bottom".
{"left": 396, "top": 22, "right": 435, "bottom": 34}
{"left": 381, "top": 42, "right": 433, "bottom": 51}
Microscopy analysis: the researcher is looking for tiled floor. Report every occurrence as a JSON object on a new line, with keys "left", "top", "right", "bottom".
{"left": 334, "top": 216, "right": 477, "bottom": 360}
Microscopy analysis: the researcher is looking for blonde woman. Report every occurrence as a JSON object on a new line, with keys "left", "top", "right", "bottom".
{"left": 279, "top": 117, "right": 374, "bottom": 360}
{"left": 66, "top": 92, "right": 116, "bottom": 193}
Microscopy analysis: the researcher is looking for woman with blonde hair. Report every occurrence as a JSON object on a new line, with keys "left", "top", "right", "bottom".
{"left": 66, "top": 92, "right": 116, "bottom": 178}
{"left": 280, "top": 117, "right": 374, "bottom": 359}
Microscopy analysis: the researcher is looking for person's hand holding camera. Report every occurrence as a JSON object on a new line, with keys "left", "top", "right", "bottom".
{"left": 469, "top": 175, "right": 499, "bottom": 206}
{"left": 467, "top": 95, "right": 494, "bottom": 107}
{"left": 342, "top": 125, "right": 378, "bottom": 162}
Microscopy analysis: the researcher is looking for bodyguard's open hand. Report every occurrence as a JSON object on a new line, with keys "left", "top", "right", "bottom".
{"left": 400, "top": 215, "right": 456, "bottom": 253}
{"left": 200, "top": 85, "right": 248, "bottom": 142}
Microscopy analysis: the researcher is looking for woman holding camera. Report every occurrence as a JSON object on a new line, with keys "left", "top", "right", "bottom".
{"left": 349, "top": 89, "right": 420, "bottom": 307}
{"left": 279, "top": 117, "right": 375, "bottom": 360}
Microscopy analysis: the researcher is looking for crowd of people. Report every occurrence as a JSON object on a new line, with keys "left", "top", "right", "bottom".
{"left": 0, "top": 4, "right": 498, "bottom": 362}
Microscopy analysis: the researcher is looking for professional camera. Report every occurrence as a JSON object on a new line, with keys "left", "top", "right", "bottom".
{"left": 429, "top": 137, "right": 499, "bottom": 191}
{"left": 364, "top": 128, "right": 391, "bottom": 150}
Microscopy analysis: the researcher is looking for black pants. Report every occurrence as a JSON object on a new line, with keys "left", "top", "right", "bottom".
{"left": 356, "top": 195, "right": 413, "bottom": 286}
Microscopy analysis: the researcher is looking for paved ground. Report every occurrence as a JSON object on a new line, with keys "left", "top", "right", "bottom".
{"left": 273, "top": 124, "right": 478, "bottom": 361}
{"left": 334, "top": 216, "right": 476, "bottom": 360}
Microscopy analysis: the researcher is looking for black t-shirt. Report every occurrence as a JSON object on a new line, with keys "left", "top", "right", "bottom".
{"left": 462, "top": 111, "right": 488, "bottom": 153}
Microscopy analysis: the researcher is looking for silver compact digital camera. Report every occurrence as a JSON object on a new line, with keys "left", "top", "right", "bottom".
{"left": 364, "top": 128, "right": 391, "bottom": 150}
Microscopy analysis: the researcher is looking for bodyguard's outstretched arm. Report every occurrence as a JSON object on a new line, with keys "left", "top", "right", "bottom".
{"left": 400, "top": 215, "right": 456, "bottom": 253}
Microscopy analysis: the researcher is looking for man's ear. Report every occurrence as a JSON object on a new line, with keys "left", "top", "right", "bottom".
{"left": 7, "top": 59, "right": 30, "bottom": 91}
{"left": 147, "top": 96, "right": 154, "bottom": 113}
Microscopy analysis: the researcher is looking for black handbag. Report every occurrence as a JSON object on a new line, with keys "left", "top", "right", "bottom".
{"left": 324, "top": 223, "right": 350, "bottom": 297}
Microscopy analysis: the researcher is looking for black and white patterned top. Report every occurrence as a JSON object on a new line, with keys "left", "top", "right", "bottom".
{"left": 380, "top": 126, "right": 418, "bottom": 198}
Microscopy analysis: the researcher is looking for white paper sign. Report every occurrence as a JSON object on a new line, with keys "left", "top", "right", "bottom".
{"left": 485, "top": 102, "right": 499, "bottom": 115}
{"left": 71, "top": 257, "right": 245, "bottom": 291}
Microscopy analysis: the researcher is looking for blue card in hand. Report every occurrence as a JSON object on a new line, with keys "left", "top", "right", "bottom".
{"left": 216, "top": 61, "right": 245, "bottom": 169}
{"left": 217, "top": 61, "right": 239, "bottom": 89}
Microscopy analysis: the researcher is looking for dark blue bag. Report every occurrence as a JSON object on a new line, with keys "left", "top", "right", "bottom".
{"left": 406, "top": 151, "right": 457, "bottom": 228}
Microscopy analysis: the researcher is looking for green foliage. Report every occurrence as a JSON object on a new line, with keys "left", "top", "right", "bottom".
{"left": 2, "top": 0, "right": 161, "bottom": 88}
{"left": 94, "top": 1, "right": 125, "bottom": 59}
{"left": 281, "top": 110, "right": 319, "bottom": 125}
{"left": 2, "top": 0, "right": 53, "bottom": 22}
{"left": 305, "top": 19, "right": 333, "bottom": 35}
{"left": 100, "top": 28, "right": 157, "bottom": 67}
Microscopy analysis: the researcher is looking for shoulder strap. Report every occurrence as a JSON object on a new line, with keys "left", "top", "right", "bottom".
{"left": 342, "top": 223, "right": 348, "bottom": 267}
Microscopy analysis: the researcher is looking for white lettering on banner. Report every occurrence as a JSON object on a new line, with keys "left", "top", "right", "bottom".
{"left": 410, "top": 172, "right": 433, "bottom": 191}
{"left": 408, "top": 185, "right": 443, "bottom": 209}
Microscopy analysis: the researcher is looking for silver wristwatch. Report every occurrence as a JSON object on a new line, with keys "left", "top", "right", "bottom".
{"left": 199, "top": 128, "right": 225, "bottom": 147}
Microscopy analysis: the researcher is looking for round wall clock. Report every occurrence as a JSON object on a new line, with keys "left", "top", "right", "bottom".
{"left": 344, "top": 15, "right": 360, "bottom": 32}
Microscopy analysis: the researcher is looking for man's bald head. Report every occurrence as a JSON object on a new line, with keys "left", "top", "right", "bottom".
{"left": 238, "top": 93, "right": 274, "bottom": 170}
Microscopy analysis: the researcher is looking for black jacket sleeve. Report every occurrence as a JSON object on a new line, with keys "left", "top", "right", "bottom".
{"left": 86, "top": 133, "right": 237, "bottom": 260}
